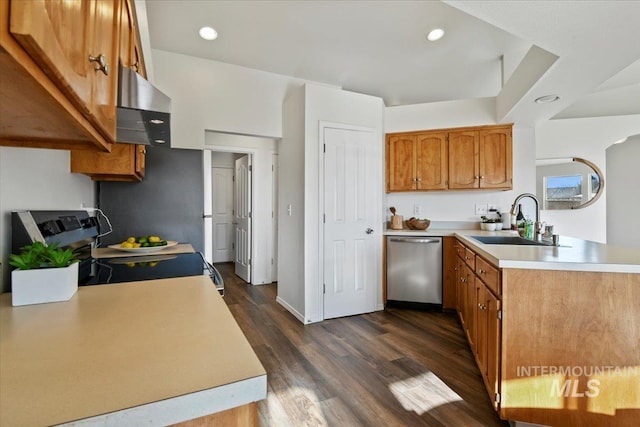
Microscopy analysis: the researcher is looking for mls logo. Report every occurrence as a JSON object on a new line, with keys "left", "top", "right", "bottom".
{"left": 550, "top": 379, "right": 600, "bottom": 397}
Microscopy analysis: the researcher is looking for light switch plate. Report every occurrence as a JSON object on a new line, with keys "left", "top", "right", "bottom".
{"left": 475, "top": 203, "right": 488, "bottom": 215}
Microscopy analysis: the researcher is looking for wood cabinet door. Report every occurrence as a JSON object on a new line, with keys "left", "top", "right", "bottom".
{"left": 119, "top": 0, "right": 145, "bottom": 77}
{"left": 10, "top": 0, "right": 118, "bottom": 141}
{"left": 9, "top": 0, "right": 93, "bottom": 112}
{"left": 476, "top": 283, "right": 488, "bottom": 376}
{"left": 486, "top": 289, "right": 501, "bottom": 410}
{"left": 416, "top": 132, "right": 448, "bottom": 190}
{"left": 465, "top": 265, "right": 477, "bottom": 348}
{"left": 448, "top": 130, "right": 479, "bottom": 189}
{"left": 71, "top": 142, "right": 143, "bottom": 181}
{"left": 386, "top": 134, "right": 415, "bottom": 191}
{"left": 456, "top": 257, "right": 466, "bottom": 325}
{"left": 442, "top": 237, "right": 457, "bottom": 309}
{"left": 135, "top": 145, "right": 146, "bottom": 177}
{"left": 479, "top": 127, "right": 512, "bottom": 189}
{"left": 89, "top": 0, "right": 118, "bottom": 141}
{"left": 119, "top": 0, "right": 133, "bottom": 68}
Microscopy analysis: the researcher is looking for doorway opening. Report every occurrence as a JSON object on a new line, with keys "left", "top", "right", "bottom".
{"left": 203, "top": 132, "right": 279, "bottom": 286}
{"left": 208, "top": 152, "right": 252, "bottom": 282}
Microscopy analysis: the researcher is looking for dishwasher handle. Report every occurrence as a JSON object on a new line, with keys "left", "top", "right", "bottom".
{"left": 389, "top": 237, "right": 440, "bottom": 244}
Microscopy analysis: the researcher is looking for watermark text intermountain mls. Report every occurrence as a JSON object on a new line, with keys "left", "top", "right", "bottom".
{"left": 516, "top": 365, "right": 639, "bottom": 398}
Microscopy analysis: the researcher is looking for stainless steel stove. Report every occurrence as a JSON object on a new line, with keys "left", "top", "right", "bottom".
{"left": 11, "top": 210, "right": 223, "bottom": 295}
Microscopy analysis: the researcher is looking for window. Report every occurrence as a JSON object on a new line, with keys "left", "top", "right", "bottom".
{"left": 544, "top": 174, "right": 583, "bottom": 209}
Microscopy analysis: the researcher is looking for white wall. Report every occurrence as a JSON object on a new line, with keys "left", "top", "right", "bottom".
{"left": 304, "top": 84, "right": 385, "bottom": 323}
{"left": 152, "top": 49, "right": 337, "bottom": 149}
{"left": 0, "top": 147, "right": 94, "bottom": 292}
{"left": 278, "top": 84, "right": 385, "bottom": 324}
{"left": 205, "top": 132, "right": 278, "bottom": 285}
{"left": 384, "top": 98, "right": 536, "bottom": 224}
{"left": 278, "top": 87, "right": 306, "bottom": 321}
{"left": 536, "top": 114, "right": 640, "bottom": 242}
{"left": 211, "top": 152, "right": 236, "bottom": 168}
{"left": 606, "top": 135, "right": 640, "bottom": 250}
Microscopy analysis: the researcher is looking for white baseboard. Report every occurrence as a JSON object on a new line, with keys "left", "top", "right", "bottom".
{"left": 276, "top": 296, "right": 305, "bottom": 323}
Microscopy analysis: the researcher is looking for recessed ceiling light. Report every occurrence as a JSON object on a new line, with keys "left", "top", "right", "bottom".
{"left": 426, "top": 28, "right": 445, "bottom": 42}
{"left": 198, "top": 26, "right": 218, "bottom": 41}
{"left": 150, "top": 119, "right": 164, "bottom": 124}
{"left": 534, "top": 94, "right": 560, "bottom": 104}
{"left": 155, "top": 139, "right": 166, "bottom": 144}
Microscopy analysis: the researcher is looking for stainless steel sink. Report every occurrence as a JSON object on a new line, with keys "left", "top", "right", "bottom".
{"left": 470, "top": 236, "right": 553, "bottom": 246}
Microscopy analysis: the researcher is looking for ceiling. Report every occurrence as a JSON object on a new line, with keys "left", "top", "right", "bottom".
{"left": 145, "top": 0, "right": 640, "bottom": 125}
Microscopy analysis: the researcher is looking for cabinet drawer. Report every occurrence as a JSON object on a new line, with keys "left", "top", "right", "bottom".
{"left": 476, "top": 256, "right": 500, "bottom": 295}
{"left": 464, "top": 247, "right": 475, "bottom": 269}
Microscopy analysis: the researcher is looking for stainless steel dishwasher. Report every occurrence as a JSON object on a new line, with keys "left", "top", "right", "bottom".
{"left": 386, "top": 236, "right": 443, "bottom": 310}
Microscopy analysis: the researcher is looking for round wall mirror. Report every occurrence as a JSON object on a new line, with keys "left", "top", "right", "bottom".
{"left": 535, "top": 157, "right": 604, "bottom": 210}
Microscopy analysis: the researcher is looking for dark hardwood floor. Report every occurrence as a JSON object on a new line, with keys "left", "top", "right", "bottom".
{"left": 217, "top": 262, "right": 508, "bottom": 427}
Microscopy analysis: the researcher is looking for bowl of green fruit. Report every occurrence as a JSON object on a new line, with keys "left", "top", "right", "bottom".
{"left": 108, "top": 236, "right": 178, "bottom": 253}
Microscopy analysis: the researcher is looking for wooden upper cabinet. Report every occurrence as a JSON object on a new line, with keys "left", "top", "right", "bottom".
{"left": 387, "top": 134, "right": 415, "bottom": 191}
{"left": 386, "top": 124, "right": 512, "bottom": 192}
{"left": 9, "top": 0, "right": 93, "bottom": 113}
{"left": 479, "top": 126, "right": 512, "bottom": 189}
{"left": 70, "top": 0, "right": 148, "bottom": 182}
{"left": 416, "top": 132, "right": 448, "bottom": 190}
{"left": 71, "top": 143, "right": 145, "bottom": 181}
{"left": 89, "top": 0, "right": 119, "bottom": 140}
{"left": 119, "top": 0, "right": 146, "bottom": 77}
{"left": 9, "top": 0, "right": 119, "bottom": 142}
{"left": 448, "top": 130, "right": 479, "bottom": 189}
{"left": 386, "top": 131, "right": 448, "bottom": 192}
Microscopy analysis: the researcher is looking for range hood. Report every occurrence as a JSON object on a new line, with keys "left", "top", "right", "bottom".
{"left": 116, "top": 65, "right": 171, "bottom": 147}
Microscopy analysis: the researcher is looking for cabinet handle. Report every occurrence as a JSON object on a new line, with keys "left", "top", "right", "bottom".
{"left": 479, "top": 269, "right": 485, "bottom": 274}
{"left": 416, "top": 178, "right": 422, "bottom": 182}
{"left": 465, "top": 256, "right": 470, "bottom": 260}
{"left": 89, "top": 53, "right": 109, "bottom": 75}
{"left": 132, "top": 61, "right": 140, "bottom": 72}
{"left": 480, "top": 176, "right": 485, "bottom": 179}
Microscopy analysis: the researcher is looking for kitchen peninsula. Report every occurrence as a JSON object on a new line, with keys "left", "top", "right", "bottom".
{"left": 385, "top": 228, "right": 640, "bottom": 426}
{"left": 0, "top": 276, "right": 266, "bottom": 426}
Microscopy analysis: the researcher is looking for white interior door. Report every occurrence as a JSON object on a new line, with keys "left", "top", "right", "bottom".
{"left": 235, "top": 155, "right": 252, "bottom": 282}
{"left": 212, "top": 167, "right": 234, "bottom": 262}
{"left": 323, "top": 126, "right": 378, "bottom": 319}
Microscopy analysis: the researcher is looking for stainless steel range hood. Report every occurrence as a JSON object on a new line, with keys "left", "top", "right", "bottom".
{"left": 117, "top": 65, "right": 171, "bottom": 147}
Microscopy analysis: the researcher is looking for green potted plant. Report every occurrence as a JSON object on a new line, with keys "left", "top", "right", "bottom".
{"left": 9, "top": 242, "right": 79, "bottom": 306}
{"left": 480, "top": 211, "right": 503, "bottom": 231}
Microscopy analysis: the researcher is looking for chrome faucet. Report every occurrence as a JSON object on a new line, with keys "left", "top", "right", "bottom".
{"left": 511, "top": 193, "right": 543, "bottom": 241}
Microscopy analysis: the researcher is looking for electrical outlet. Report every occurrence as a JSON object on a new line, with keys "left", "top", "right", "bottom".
{"left": 414, "top": 204, "right": 421, "bottom": 216}
{"left": 475, "top": 203, "right": 488, "bottom": 215}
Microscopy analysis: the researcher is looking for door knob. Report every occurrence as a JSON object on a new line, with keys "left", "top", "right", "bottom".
{"left": 366, "top": 228, "right": 374, "bottom": 234}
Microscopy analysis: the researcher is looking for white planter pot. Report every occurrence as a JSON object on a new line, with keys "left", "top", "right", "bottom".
{"left": 11, "top": 262, "right": 78, "bottom": 306}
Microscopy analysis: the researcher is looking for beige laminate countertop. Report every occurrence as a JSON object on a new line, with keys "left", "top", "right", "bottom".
{"left": 0, "top": 276, "right": 266, "bottom": 426}
{"left": 384, "top": 228, "right": 640, "bottom": 273}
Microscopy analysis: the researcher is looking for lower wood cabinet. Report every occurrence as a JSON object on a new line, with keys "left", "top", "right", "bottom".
{"left": 453, "top": 238, "right": 502, "bottom": 410}
{"left": 451, "top": 239, "right": 637, "bottom": 425}
{"left": 70, "top": 143, "right": 145, "bottom": 181}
